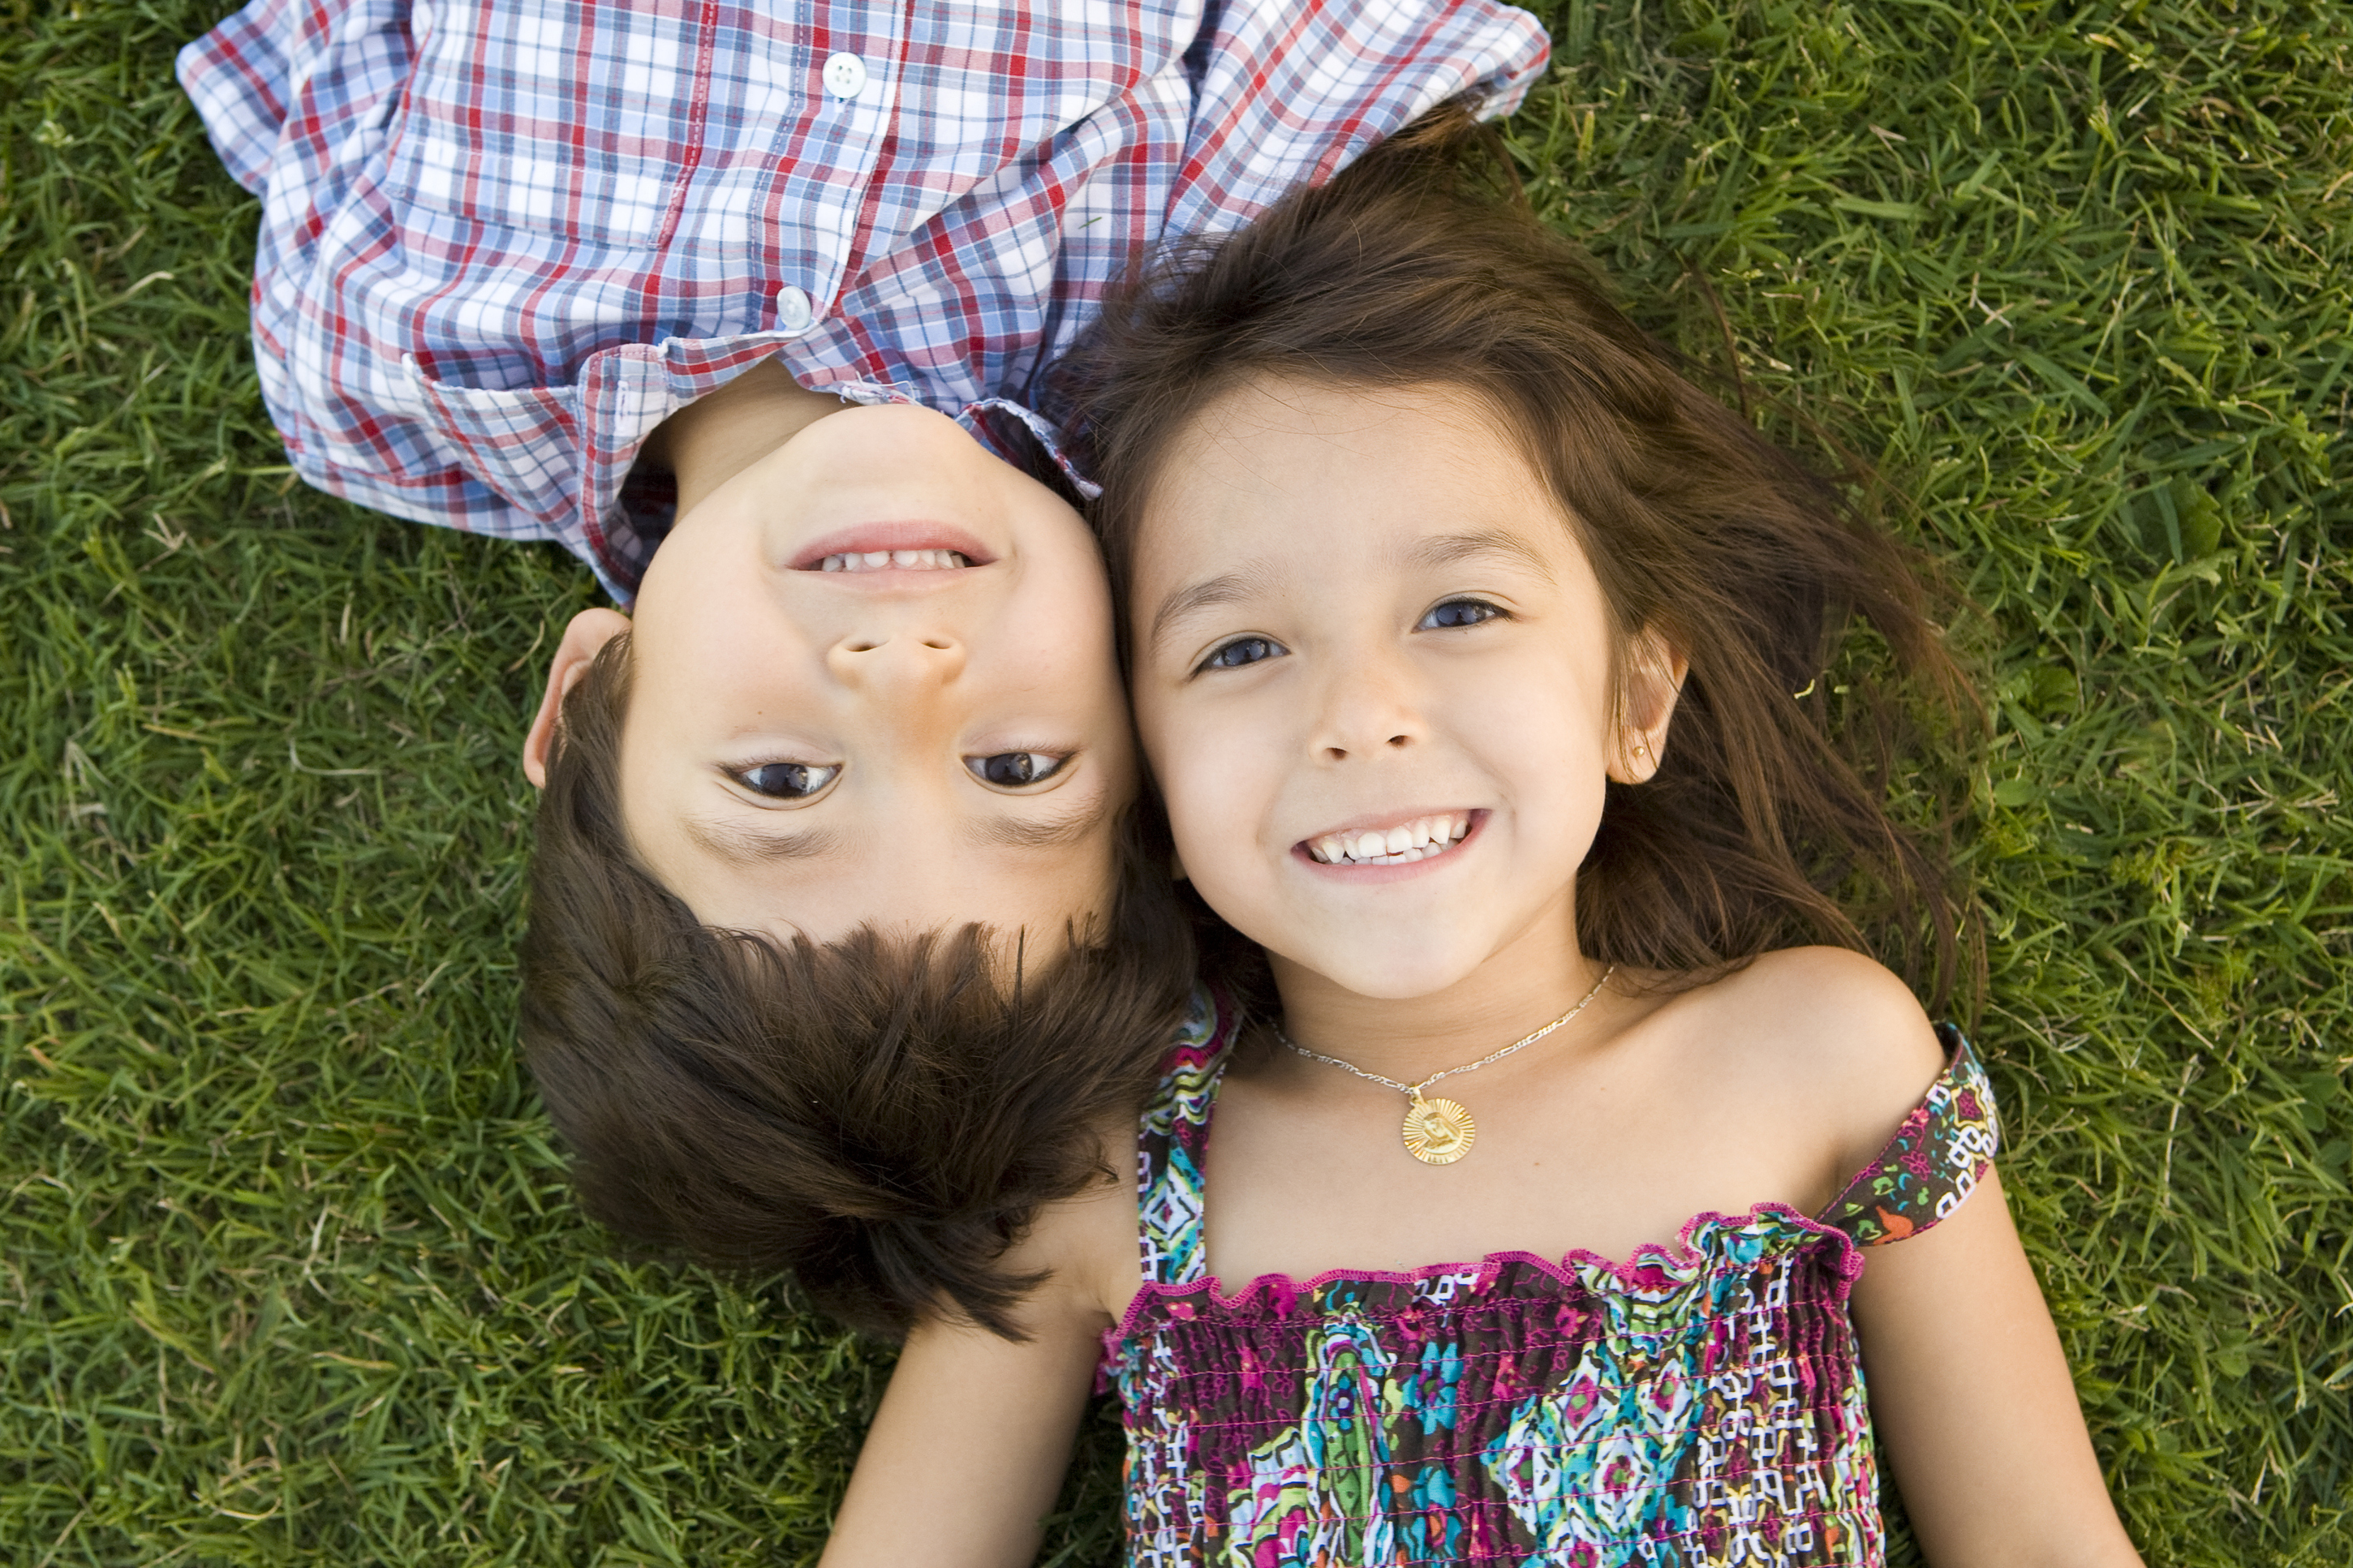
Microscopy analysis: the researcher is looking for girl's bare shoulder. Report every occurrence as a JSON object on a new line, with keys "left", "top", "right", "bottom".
{"left": 994, "top": 1111, "right": 1145, "bottom": 1333}
{"left": 1646, "top": 947, "right": 1951, "bottom": 1183}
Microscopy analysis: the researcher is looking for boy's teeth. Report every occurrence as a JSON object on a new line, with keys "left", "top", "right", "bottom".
{"left": 1310, "top": 813, "right": 1471, "bottom": 866}
{"left": 816, "top": 548, "right": 972, "bottom": 573}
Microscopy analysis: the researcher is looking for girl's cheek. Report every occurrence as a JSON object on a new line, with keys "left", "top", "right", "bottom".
{"left": 1142, "top": 705, "right": 1220, "bottom": 840}
{"left": 1161, "top": 732, "right": 1277, "bottom": 899}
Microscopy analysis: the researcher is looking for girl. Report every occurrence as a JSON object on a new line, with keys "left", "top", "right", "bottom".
{"left": 819, "top": 116, "right": 2144, "bottom": 1564}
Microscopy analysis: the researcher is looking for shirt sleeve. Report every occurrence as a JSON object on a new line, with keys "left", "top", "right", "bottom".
{"left": 178, "top": 0, "right": 295, "bottom": 195}
{"left": 178, "top": 0, "right": 414, "bottom": 198}
{"left": 1166, "top": 0, "right": 1551, "bottom": 241}
{"left": 1817, "top": 1026, "right": 2002, "bottom": 1246}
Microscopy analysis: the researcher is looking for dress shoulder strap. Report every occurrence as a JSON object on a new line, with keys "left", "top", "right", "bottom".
{"left": 1818, "top": 1024, "right": 2002, "bottom": 1246}
{"left": 1135, "top": 986, "right": 1236, "bottom": 1287}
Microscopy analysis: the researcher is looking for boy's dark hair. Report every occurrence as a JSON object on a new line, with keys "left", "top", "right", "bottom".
{"left": 519, "top": 635, "right": 1194, "bottom": 1340}
{"left": 1053, "top": 105, "right": 1977, "bottom": 1010}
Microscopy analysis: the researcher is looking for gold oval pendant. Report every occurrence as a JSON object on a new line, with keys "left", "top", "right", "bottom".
{"left": 1402, "top": 1096, "right": 1476, "bottom": 1165}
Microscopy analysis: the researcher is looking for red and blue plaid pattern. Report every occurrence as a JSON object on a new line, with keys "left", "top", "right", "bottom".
{"left": 179, "top": 0, "right": 1549, "bottom": 599}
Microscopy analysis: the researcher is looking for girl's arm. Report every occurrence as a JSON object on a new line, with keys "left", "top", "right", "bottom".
{"left": 819, "top": 1171, "right": 1133, "bottom": 1567}
{"left": 819, "top": 1303, "right": 1105, "bottom": 1567}
{"left": 1851, "top": 1164, "right": 2144, "bottom": 1566}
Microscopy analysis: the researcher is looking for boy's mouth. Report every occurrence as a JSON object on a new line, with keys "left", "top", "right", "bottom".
{"left": 817, "top": 548, "right": 971, "bottom": 572}
{"left": 789, "top": 522, "right": 996, "bottom": 571}
{"left": 1302, "top": 810, "right": 1474, "bottom": 867}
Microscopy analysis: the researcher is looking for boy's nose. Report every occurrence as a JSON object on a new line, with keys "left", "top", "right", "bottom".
{"left": 825, "top": 631, "right": 968, "bottom": 694}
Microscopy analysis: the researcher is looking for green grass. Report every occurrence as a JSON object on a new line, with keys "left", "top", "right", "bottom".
{"left": 2, "top": 0, "right": 2346, "bottom": 1560}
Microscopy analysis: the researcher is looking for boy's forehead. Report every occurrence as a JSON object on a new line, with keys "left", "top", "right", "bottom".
{"left": 630, "top": 780, "right": 1127, "bottom": 948}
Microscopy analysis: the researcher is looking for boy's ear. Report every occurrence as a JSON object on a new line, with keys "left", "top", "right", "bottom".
{"left": 522, "top": 608, "right": 632, "bottom": 788}
{"left": 1607, "top": 625, "right": 1690, "bottom": 786}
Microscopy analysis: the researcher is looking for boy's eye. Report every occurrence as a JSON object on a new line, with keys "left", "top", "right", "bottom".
{"left": 1419, "top": 598, "right": 1504, "bottom": 631}
{"left": 966, "top": 751, "right": 1068, "bottom": 788}
{"left": 733, "top": 762, "right": 840, "bottom": 799}
{"left": 1198, "top": 635, "right": 1287, "bottom": 672}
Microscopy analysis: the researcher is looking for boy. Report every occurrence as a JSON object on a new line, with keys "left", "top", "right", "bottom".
{"left": 179, "top": 0, "right": 1548, "bottom": 1330}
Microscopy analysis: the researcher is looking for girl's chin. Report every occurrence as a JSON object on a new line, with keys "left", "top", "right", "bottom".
{"left": 1270, "top": 946, "right": 1491, "bottom": 1003}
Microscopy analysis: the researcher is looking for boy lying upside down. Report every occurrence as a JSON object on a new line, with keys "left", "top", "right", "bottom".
{"left": 178, "top": 0, "right": 1550, "bottom": 1330}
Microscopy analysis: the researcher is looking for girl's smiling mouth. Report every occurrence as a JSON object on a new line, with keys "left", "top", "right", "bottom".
{"left": 1301, "top": 810, "right": 1479, "bottom": 867}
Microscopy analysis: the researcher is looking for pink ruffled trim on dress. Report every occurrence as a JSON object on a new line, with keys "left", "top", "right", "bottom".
{"left": 1106, "top": 1199, "right": 1868, "bottom": 1351}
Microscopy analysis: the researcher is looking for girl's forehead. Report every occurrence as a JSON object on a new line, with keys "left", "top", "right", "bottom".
{"left": 1162, "top": 376, "right": 1543, "bottom": 493}
{"left": 1168, "top": 376, "right": 1513, "bottom": 462}
{"left": 1124, "top": 380, "right": 1622, "bottom": 668}
{"left": 1138, "top": 378, "right": 1575, "bottom": 561}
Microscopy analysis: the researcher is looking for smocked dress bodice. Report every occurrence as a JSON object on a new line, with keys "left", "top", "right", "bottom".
{"left": 1099, "top": 996, "right": 2000, "bottom": 1566}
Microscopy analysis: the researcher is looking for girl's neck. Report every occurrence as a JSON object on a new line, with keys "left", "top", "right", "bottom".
{"left": 1267, "top": 906, "right": 1612, "bottom": 1085}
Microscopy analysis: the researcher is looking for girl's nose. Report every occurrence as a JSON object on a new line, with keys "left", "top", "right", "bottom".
{"left": 1310, "top": 657, "right": 1424, "bottom": 762}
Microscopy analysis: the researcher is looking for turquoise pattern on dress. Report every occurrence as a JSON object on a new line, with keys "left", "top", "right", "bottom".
{"left": 1105, "top": 998, "right": 2000, "bottom": 1566}
{"left": 1134, "top": 990, "right": 1224, "bottom": 1288}
{"left": 1228, "top": 1312, "right": 1401, "bottom": 1563}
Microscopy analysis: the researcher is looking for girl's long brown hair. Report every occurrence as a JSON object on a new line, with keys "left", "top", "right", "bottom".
{"left": 1052, "top": 106, "right": 1980, "bottom": 1012}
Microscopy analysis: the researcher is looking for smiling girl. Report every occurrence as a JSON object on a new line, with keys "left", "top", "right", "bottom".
{"left": 815, "top": 114, "right": 2143, "bottom": 1566}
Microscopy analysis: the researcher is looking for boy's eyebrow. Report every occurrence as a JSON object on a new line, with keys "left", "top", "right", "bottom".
{"left": 1405, "top": 530, "right": 1556, "bottom": 581}
{"left": 964, "top": 793, "right": 1111, "bottom": 850}
{"left": 681, "top": 815, "right": 841, "bottom": 866}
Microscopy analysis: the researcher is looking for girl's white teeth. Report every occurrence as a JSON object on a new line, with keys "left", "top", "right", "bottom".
{"left": 816, "top": 548, "right": 973, "bottom": 572}
{"left": 1308, "top": 813, "right": 1471, "bottom": 866}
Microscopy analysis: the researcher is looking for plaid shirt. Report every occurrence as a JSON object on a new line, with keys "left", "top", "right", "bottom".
{"left": 179, "top": 0, "right": 1548, "bottom": 599}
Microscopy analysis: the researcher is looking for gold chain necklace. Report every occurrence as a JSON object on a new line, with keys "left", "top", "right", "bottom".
{"left": 1275, "top": 965, "right": 1615, "bottom": 1165}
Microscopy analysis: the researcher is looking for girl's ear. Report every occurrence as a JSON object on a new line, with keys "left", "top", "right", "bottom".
{"left": 1607, "top": 625, "right": 1690, "bottom": 785}
{"left": 522, "top": 608, "right": 633, "bottom": 788}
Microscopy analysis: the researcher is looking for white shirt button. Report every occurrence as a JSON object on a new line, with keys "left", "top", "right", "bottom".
{"left": 775, "top": 285, "right": 814, "bottom": 333}
{"left": 821, "top": 51, "right": 868, "bottom": 99}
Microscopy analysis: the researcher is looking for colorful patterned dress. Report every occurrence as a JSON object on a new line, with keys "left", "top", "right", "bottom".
{"left": 1099, "top": 996, "right": 2001, "bottom": 1566}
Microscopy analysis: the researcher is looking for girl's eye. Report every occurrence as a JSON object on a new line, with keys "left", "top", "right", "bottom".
{"left": 966, "top": 751, "right": 1068, "bottom": 788}
{"left": 1419, "top": 598, "right": 1504, "bottom": 631}
{"left": 733, "top": 762, "right": 839, "bottom": 800}
{"left": 1198, "top": 635, "right": 1287, "bottom": 672}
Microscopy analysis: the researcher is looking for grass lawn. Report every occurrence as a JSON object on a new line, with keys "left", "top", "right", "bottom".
{"left": 3, "top": 0, "right": 2348, "bottom": 1560}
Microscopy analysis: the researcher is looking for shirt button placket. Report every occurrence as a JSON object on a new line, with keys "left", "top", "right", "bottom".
{"left": 791, "top": 37, "right": 880, "bottom": 341}
{"left": 774, "top": 286, "right": 815, "bottom": 334}
{"left": 822, "top": 50, "right": 868, "bottom": 100}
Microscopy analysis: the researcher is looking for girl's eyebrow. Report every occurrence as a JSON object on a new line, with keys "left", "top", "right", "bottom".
{"left": 1149, "top": 530, "right": 1555, "bottom": 651}
{"left": 1405, "top": 529, "right": 1556, "bottom": 581}
{"left": 1146, "top": 567, "right": 1269, "bottom": 651}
